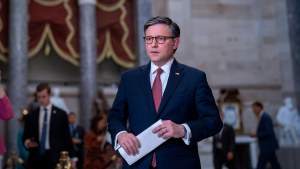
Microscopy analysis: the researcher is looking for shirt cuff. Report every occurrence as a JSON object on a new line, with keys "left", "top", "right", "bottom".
{"left": 24, "top": 139, "right": 31, "bottom": 149}
{"left": 114, "top": 131, "right": 127, "bottom": 150}
{"left": 181, "top": 123, "right": 191, "bottom": 145}
{"left": 71, "top": 157, "right": 78, "bottom": 162}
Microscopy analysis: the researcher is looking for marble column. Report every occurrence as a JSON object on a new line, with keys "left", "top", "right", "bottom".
{"left": 286, "top": 0, "right": 300, "bottom": 110}
{"left": 135, "top": 0, "right": 152, "bottom": 66}
{"left": 7, "top": 0, "right": 28, "bottom": 152}
{"left": 79, "top": 0, "right": 98, "bottom": 129}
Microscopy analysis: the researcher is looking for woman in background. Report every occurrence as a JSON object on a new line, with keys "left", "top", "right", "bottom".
{"left": 0, "top": 71, "right": 14, "bottom": 154}
{"left": 84, "top": 114, "right": 115, "bottom": 169}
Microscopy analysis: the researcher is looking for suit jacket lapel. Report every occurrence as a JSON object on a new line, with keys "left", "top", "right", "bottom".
{"left": 35, "top": 107, "right": 41, "bottom": 134}
{"left": 138, "top": 63, "right": 156, "bottom": 112}
{"left": 49, "top": 106, "right": 56, "bottom": 134}
{"left": 157, "top": 60, "right": 183, "bottom": 114}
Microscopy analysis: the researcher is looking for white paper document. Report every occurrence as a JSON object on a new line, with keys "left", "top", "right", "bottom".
{"left": 118, "top": 119, "right": 168, "bottom": 165}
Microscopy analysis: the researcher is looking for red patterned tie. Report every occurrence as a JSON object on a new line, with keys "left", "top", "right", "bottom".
{"left": 151, "top": 68, "right": 163, "bottom": 167}
{"left": 152, "top": 68, "right": 163, "bottom": 112}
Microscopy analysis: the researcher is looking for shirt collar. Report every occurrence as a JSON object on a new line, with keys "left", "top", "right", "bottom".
{"left": 40, "top": 103, "right": 52, "bottom": 112}
{"left": 151, "top": 58, "right": 174, "bottom": 74}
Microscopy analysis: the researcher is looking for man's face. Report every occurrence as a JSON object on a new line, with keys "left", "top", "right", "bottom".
{"left": 145, "top": 24, "right": 180, "bottom": 67}
{"left": 37, "top": 89, "right": 51, "bottom": 107}
{"left": 97, "top": 119, "right": 106, "bottom": 130}
{"left": 252, "top": 105, "right": 261, "bottom": 115}
{"left": 68, "top": 114, "right": 76, "bottom": 124}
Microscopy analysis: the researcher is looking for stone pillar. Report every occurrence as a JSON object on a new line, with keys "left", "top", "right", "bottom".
{"left": 286, "top": 0, "right": 300, "bottom": 110}
{"left": 7, "top": 0, "right": 28, "bottom": 152}
{"left": 135, "top": 0, "right": 152, "bottom": 66}
{"left": 79, "top": 0, "right": 98, "bottom": 129}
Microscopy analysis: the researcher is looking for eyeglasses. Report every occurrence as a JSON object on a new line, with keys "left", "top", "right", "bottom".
{"left": 143, "top": 36, "right": 174, "bottom": 44}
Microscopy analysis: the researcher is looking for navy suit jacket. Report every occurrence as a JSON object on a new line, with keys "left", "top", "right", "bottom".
{"left": 23, "top": 105, "right": 75, "bottom": 166}
{"left": 257, "top": 112, "right": 279, "bottom": 153}
{"left": 108, "top": 60, "right": 223, "bottom": 169}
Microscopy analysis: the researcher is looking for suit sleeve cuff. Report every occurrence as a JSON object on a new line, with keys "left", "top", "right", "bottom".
{"left": 71, "top": 157, "right": 78, "bottom": 162}
{"left": 114, "top": 131, "right": 127, "bottom": 150}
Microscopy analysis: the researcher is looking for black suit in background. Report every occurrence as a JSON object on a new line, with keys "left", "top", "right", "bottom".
{"left": 23, "top": 106, "right": 75, "bottom": 169}
{"left": 213, "top": 124, "right": 236, "bottom": 169}
{"left": 256, "top": 112, "right": 281, "bottom": 169}
{"left": 69, "top": 124, "right": 85, "bottom": 169}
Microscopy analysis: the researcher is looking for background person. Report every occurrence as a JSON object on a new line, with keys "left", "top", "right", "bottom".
{"left": 84, "top": 114, "right": 117, "bottom": 169}
{"left": 212, "top": 111, "right": 236, "bottom": 169}
{"left": 68, "top": 112, "right": 85, "bottom": 169}
{"left": 0, "top": 70, "right": 14, "bottom": 154}
{"left": 252, "top": 101, "right": 281, "bottom": 169}
{"left": 23, "top": 82, "right": 76, "bottom": 169}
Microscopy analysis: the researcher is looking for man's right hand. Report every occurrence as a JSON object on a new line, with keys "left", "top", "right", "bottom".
{"left": 72, "top": 138, "right": 81, "bottom": 144}
{"left": 117, "top": 132, "right": 141, "bottom": 155}
{"left": 25, "top": 139, "right": 39, "bottom": 148}
{"left": 227, "top": 151, "right": 234, "bottom": 161}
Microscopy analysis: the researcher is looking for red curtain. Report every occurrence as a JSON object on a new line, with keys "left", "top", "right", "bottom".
{"left": 0, "top": 0, "right": 136, "bottom": 68}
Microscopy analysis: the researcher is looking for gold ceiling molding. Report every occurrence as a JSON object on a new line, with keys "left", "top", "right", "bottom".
{"left": 97, "top": 0, "right": 125, "bottom": 12}
{"left": 119, "top": 5, "right": 135, "bottom": 61}
{"left": 98, "top": 30, "right": 113, "bottom": 63}
{"left": 0, "top": 54, "right": 7, "bottom": 63}
{"left": 0, "top": 17, "right": 3, "bottom": 32}
{"left": 28, "top": 24, "right": 79, "bottom": 66}
{"left": 63, "top": 0, "right": 79, "bottom": 59}
{"left": 98, "top": 31, "right": 134, "bottom": 68}
{"left": 0, "top": 42, "right": 6, "bottom": 53}
{"left": 0, "top": 16, "right": 7, "bottom": 62}
{"left": 1, "top": 0, "right": 135, "bottom": 67}
{"left": 33, "top": 0, "right": 64, "bottom": 6}
{"left": 96, "top": 0, "right": 135, "bottom": 68}
{"left": 0, "top": 2, "right": 7, "bottom": 62}
{"left": 29, "top": 0, "right": 79, "bottom": 66}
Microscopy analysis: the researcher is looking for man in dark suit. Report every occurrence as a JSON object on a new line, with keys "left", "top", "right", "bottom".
{"left": 252, "top": 101, "right": 281, "bottom": 169}
{"left": 107, "top": 16, "right": 223, "bottom": 169}
{"left": 213, "top": 112, "right": 236, "bottom": 169}
{"left": 23, "top": 83, "right": 76, "bottom": 169}
{"left": 68, "top": 112, "right": 85, "bottom": 169}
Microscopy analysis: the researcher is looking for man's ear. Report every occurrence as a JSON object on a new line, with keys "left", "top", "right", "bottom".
{"left": 173, "top": 37, "right": 180, "bottom": 48}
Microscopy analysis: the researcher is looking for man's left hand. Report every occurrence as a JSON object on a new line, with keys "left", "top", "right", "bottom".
{"left": 227, "top": 151, "right": 234, "bottom": 161}
{"left": 152, "top": 120, "right": 185, "bottom": 139}
{"left": 71, "top": 160, "right": 77, "bottom": 169}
